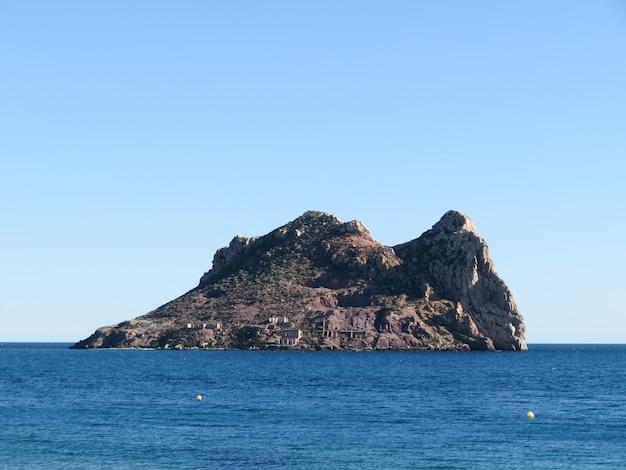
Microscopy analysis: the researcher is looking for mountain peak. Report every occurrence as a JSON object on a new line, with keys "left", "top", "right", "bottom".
{"left": 288, "top": 211, "right": 372, "bottom": 238}
{"left": 433, "top": 210, "right": 477, "bottom": 234}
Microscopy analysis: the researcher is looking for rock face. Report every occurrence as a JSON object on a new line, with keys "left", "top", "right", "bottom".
{"left": 72, "top": 210, "right": 527, "bottom": 351}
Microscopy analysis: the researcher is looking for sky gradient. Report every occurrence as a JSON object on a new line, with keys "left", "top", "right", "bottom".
{"left": 2, "top": 1, "right": 625, "bottom": 343}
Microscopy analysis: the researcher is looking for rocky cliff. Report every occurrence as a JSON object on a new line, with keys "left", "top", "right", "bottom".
{"left": 72, "top": 210, "right": 526, "bottom": 351}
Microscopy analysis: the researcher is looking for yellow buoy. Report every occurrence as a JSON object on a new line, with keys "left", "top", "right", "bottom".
{"left": 196, "top": 395, "right": 203, "bottom": 401}
{"left": 527, "top": 411, "right": 534, "bottom": 419}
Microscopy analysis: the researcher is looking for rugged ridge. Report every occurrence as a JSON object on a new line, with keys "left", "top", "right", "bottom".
{"left": 72, "top": 210, "right": 527, "bottom": 351}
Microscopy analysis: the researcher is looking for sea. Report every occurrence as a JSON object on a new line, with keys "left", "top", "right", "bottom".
{"left": 1, "top": 344, "right": 625, "bottom": 469}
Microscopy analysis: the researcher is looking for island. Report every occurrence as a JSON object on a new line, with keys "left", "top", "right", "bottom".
{"left": 72, "top": 210, "right": 527, "bottom": 351}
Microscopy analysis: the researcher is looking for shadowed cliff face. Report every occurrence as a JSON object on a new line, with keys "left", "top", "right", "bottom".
{"left": 72, "top": 210, "right": 527, "bottom": 351}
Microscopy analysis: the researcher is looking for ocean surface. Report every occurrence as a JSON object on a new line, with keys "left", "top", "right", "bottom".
{"left": 1, "top": 344, "right": 625, "bottom": 469}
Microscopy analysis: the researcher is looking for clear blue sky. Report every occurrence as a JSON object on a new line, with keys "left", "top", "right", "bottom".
{"left": 1, "top": 1, "right": 625, "bottom": 343}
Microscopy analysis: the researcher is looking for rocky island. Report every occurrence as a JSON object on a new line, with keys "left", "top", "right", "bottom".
{"left": 72, "top": 210, "right": 526, "bottom": 351}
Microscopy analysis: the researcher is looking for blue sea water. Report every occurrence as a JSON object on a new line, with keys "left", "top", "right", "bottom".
{"left": 1, "top": 344, "right": 625, "bottom": 469}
